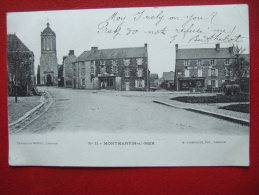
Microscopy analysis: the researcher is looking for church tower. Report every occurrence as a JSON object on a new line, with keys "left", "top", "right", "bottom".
{"left": 39, "top": 22, "right": 58, "bottom": 85}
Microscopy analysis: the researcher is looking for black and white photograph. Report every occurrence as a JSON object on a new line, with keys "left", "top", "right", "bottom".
{"left": 7, "top": 4, "right": 250, "bottom": 166}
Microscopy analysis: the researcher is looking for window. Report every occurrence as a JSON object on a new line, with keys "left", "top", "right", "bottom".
{"left": 107, "top": 79, "right": 113, "bottom": 87}
{"left": 100, "top": 60, "right": 106, "bottom": 66}
{"left": 81, "top": 66, "right": 85, "bottom": 76}
{"left": 211, "top": 69, "right": 216, "bottom": 76}
{"left": 210, "top": 59, "right": 215, "bottom": 65}
{"left": 225, "top": 59, "right": 230, "bottom": 65}
{"left": 111, "top": 60, "right": 118, "bottom": 73}
{"left": 90, "top": 66, "right": 95, "bottom": 74}
{"left": 112, "top": 65, "right": 118, "bottom": 73}
{"left": 198, "top": 69, "right": 202, "bottom": 77}
{"left": 136, "top": 58, "right": 143, "bottom": 66}
{"left": 211, "top": 68, "right": 218, "bottom": 76}
{"left": 82, "top": 78, "right": 85, "bottom": 86}
{"left": 211, "top": 80, "right": 215, "bottom": 87}
{"left": 184, "top": 60, "right": 190, "bottom": 66}
{"left": 225, "top": 68, "right": 233, "bottom": 76}
{"left": 123, "top": 59, "right": 130, "bottom": 66}
{"left": 100, "top": 60, "right": 106, "bottom": 74}
{"left": 135, "top": 80, "right": 145, "bottom": 88}
{"left": 210, "top": 80, "right": 218, "bottom": 88}
{"left": 225, "top": 67, "right": 229, "bottom": 76}
{"left": 100, "top": 66, "right": 106, "bottom": 74}
{"left": 137, "top": 68, "right": 143, "bottom": 77}
{"left": 184, "top": 70, "right": 190, "bottom": 77}
{"left": 125, "top": 69, "right": 130, "bottom": 77}
{"left": 90, "top": 61, "right": 95, "bottom": 75}
{"left": 73, "top": 64, "right": 76, "bottom": 76}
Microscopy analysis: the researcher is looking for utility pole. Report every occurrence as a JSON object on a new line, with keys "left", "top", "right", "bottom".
{"left": 15, "top": 56, "right": 18, "bottom": 103}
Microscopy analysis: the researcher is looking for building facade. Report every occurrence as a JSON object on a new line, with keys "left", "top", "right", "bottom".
{"left": 7, "top": 34, "right": 35, "bottom": 96}
{"left": 175, "top": 44, "right": 238, "bottom": 91}
{"left": 63, "top": 50, "right": 77, "bottom": 88}
{"left": 72, "top": 44, "right": 149, "bottom": 91}
{"left": 161, "top": 71, "right": 174, "bottom": 90}
{"left": 39, "top": 22, "right": 58, "bottom": 86}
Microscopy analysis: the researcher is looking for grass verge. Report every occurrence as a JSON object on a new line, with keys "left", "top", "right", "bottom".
{"left": 219, "top": 104, "right": 249, "bottom": 113}
{"left": 171, "top": 94, "right": 249, "bottom": 103}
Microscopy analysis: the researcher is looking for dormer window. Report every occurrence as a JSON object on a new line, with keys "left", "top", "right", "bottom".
{"left": 210, "top": 59, "right": 215, "bottom": 65}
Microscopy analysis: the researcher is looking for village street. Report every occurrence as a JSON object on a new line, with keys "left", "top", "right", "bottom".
{"left": 15, "top": 87, "right": 248, "bottom": 135}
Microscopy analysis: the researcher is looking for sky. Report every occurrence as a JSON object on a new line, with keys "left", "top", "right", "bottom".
{"left": 7, "top": 4, "right": 249, "bottom": 77}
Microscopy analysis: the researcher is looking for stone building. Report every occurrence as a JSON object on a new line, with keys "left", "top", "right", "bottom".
{"left": 7, "top": 34, "right": 35, "bottom": 96}
{"left": 175, "top": 44, "right": 238, "bottom": 91}
{"left": 72, "top": 44, "right": 149, "bottom": 91}
{"left": 161, "top": 71, "right": 175, "bottom": 90}
{"left": 39, "top": 22, "right": 58, "bottom": 86}
{"left": 63, "top": 50, "right": 77, "bottom": 88}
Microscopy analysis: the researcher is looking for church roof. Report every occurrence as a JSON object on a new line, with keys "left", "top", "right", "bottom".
{"left": 41, "top": 23, "right": 56, "bottom": 36}
{"left": 76, "top": 46, "right": 147, "bottom": 62}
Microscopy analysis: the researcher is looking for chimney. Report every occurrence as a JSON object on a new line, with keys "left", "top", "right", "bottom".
{"left": 175, "top": 44, "right": 178, "bottom": 51}
{"left": 216, "top": 43, "right": 220, "bottom": 51}
{"left": 69, "top": 50, "right": 74, "bottom": 56}
{"left": 91, "top": 47, "right": 98, "bottom": 52}
{"left": 229, "top": 46, "right": 233, "bottom": 53}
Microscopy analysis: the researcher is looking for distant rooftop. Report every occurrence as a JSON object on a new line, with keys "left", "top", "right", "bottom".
{"left": 176, "top": 44, "right": 235, "bottom": 59}
{"left": 162, "top": 71, "right": 174, "bottom": 81}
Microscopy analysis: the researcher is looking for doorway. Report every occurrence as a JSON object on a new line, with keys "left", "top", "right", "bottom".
{"left": 125, "top": 82, "right": 130, "bottom": 91}
{"left": 46, "top": 74, "right": 52, "bottom": 86}
{"left": 99, "top": 77, "right": 115, "bottom": 90}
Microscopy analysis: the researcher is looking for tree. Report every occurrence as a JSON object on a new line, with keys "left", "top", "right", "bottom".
{"left": 231, "top": 44, "right": 249, "bottom": 93}
{"left": 232, "top": 44, "right": 246, "bottom": 81}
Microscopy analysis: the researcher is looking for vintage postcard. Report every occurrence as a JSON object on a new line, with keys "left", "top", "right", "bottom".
{"left": 7, "top": 4, "right": 250, "bottom": 166}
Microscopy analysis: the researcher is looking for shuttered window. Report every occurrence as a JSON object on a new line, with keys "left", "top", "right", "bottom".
{"left": 198, "top": 69, "right": 202, "bottom": 77}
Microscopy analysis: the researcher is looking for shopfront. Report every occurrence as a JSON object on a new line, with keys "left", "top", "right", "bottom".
{"left": 178, "top": 77, "right": 205, "bottom": 91}
{"left": 99, "top": 76, "right": 116, "bottom": 90}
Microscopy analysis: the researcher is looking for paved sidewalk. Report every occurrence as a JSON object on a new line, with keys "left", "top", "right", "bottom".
{"left": 154, "top": 96, "right": 249, "bottom": 124}
{"left": 8, "top": 96, "right": 43, "bottom": 124}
